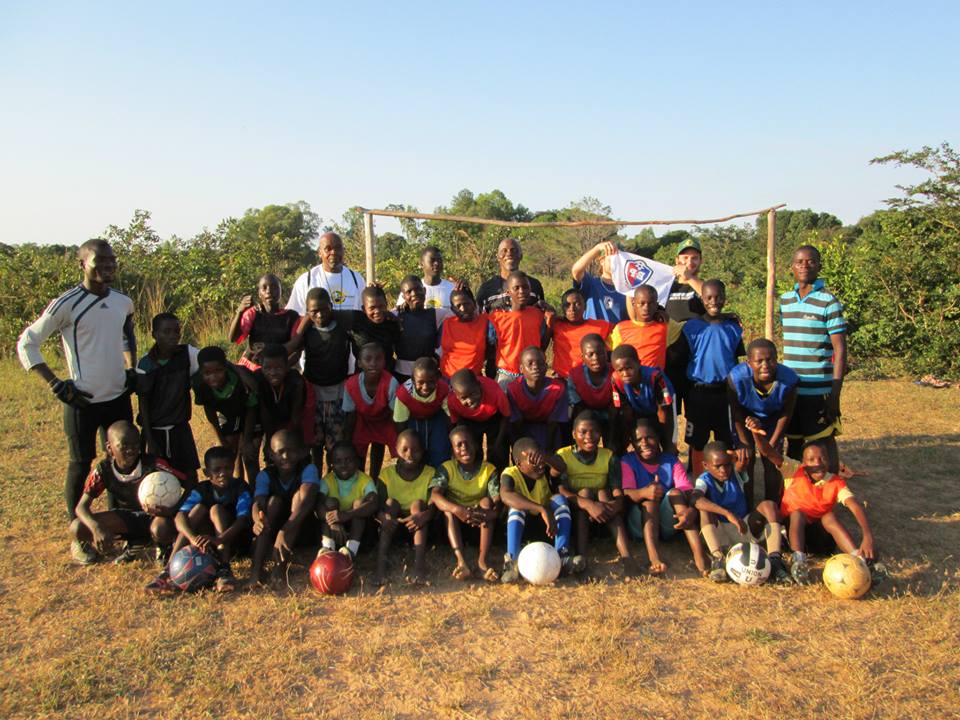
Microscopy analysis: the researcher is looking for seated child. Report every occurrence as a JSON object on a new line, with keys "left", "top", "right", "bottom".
{"left": 429, "top": 425, "right": 500, "bottom": 581}
{"left": 394, "top": 356, "right": 452, "bottom": 467}
{"left": 337, "top": 285, "right": 402, "bottom": 371}
{"left": 488, "top": 272, "right": 549, "bottom": 388}
{"left": 136, "top": 312, "right": 200, "bottom": 482}
{"left": 506, "top": 346, "right": 569, "bottom": 452}
{"left": 609, "top": 284, "right": 681, "bottom": 370}
{"left": 675, "top": 279, "right": 745, "bottom": 474}
{"left": 395, "top": 275, "right": 450, "bottom": 381}
{"left": 250, "top": 430, "right": 320, "bottom": 586}
{"left": 761, "top": 437, "right": 878, "bottom": 585}
{"left": 727, "top": 338, "right": 799, "bottom": 504}
{"left": 445, "top": 368, "right": 510, "bottom": 470}
{"left": 343, "top": 342, "right": 398, "bottom": 479}
{"left": 374, "top": 430, "right": 436, "bottom": 585}
{"left": 548, "top": 288, "right": 612, "bottom": 379}
{"left": 70, "top": 421, "right": 183, "bottom": 568}
{"left": 165, "top": 446, "right": 252, "bottom": 592}
{"left": 567, "top": 333, "right": 614, "bottom": 445}
{"left": 255, "top": 343, "right": 307, "bottom": 449}
{"left": 284, "top": 287, "right": 351, "bottom": 473}
{"left": 610, "top": 344, "right": 675, "bottom": 455}
{"left": 691, "top": 440, "right": 789, "bottom": 583}
{"left": 439, "top": 287, "right": 490, "bottom": 378}
{"left": 228, "top": 273, "right": 300, "bottom": 371}
{"left": 556, "top": 411, "right": 632, "bottom": 569}
{"left": 317, "top": 442, "right": 379, "bottom": 559}
{"left": 499, "top": 437, "right": 578, "bottom": 582}
{"left": 620, "top": 418, "right": 706, "bottom": 575}
{"left": 193, "top": 346, "right": 260, "bottom": 487}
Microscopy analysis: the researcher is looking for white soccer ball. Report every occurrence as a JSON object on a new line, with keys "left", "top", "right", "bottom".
{"left": 725, "top": 542, "right": 771, "bottom": 586}
{"left": 517, "top": 542, "right": 562, "bottom": 585}
{"left": 137, "top": 470, "right": 182, "bottom": 512}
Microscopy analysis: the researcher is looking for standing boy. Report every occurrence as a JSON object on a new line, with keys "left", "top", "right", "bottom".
{"left": 488, "top": 272, "right": 549, "bottom": 389}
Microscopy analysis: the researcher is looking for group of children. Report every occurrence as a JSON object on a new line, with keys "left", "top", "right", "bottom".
{"left": 69, "top": 246, "right": 880, "bottom": 591}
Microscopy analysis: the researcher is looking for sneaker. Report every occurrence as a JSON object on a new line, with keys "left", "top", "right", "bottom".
{"left": 114, "top": 542, "right": 148, "bottom": 565}
{"left": 215, "top": 564, "right": 237, "bottom": 593}
{"left": 709, "top": 553, "right": 728, "bottom": 583}
{"left": 769, "top": 554, "right": 791, "bottom": 584}
{"left": 791, "top": 558, "right": 811, "bottom": 585}
{"left": 868, "top": 560, "right": 888, "bottom": 584}
{"left": 145, "top": 570, "right": 174, "bottom": 594}
{"left": 501, "top": 554, "right": 519, "bottom": 584}
{"left": 569, "top": 554, "right": 587, "bottom": 575}
{"left": 71, "top": 540, "right": 97, "bottom": 565}
{"left": 154, "top": 544, "right": 172, "bottom": 566}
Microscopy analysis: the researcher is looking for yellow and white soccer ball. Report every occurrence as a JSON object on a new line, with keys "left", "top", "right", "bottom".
{"left": 822, "top": 553, "right": 872, "bottom": 599}
{"left": 137, "top": 470, "right": 182, "bottom": 512}
{"left": 517, "top": 542, "right": 562, "bottom": 585}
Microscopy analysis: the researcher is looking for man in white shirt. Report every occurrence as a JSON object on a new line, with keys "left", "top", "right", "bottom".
{"left": 394, "top": 245, "right": 455, "bottom": 310}
{"left": 287, "top": 232, "right": 366, "bottom": 314}
{"left": 17, "top": 239, "right": 136, "bottom": 560}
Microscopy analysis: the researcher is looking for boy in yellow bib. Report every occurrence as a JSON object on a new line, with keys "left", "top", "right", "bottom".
{"left": 318, "top": 442, "right": 379, "bottom": 559}
{"left": 374, "top": 430, "right": 436, "bottom": 585}
{"left": 500, "top": 437, "right": 578, "bottom": 582}
{"left": 557, "top": 411, "right": 633, "bottom": 571}
{"left": 429, "top": 425, "right": 500, "bottom": 581}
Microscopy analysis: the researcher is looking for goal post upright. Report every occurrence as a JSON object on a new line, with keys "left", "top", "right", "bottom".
{"left": 363, "top": 211, "right": 376, "bottom": 283}
{"left": 765, "top": 209, "right": 778, "bottom": 341}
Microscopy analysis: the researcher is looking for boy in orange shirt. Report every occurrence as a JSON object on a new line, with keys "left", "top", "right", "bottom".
{"left": 755, "top": 434, "right": 879, "bottom": 585}
{"left": 548, "top": 288, "right": 612, "bottom": 379}
{"left": 488, "top": 272, "right": 549, "bottom": 389}
{"left": 609, "top": 285, "right": 681, "bottom": 370}
{"left": 439, "top": 287, "right": 490, "bottom": 378}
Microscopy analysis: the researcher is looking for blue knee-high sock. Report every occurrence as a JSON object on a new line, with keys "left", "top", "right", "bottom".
{"left": 550, "top": 494, "right": 572, "bottom": 554}
{"left": 506, "top": 508, "right": 526, "bottom": 560}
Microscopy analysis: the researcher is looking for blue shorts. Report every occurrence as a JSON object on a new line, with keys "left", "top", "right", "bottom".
{"left": 626, "top": 494, "right": 682, "bottom": 542}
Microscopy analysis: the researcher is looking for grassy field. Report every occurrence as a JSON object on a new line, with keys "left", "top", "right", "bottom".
{"left": 0, "top": 359, "right": 958, "bottom": 719}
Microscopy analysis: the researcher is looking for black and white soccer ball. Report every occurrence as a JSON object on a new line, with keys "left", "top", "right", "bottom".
{"left": 724, "top": 542, "right": 771, "bottom": 586}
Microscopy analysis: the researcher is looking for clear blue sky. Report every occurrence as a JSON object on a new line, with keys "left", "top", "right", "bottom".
{"left": 2, "top": 1, "right": 958, "bottom": 245}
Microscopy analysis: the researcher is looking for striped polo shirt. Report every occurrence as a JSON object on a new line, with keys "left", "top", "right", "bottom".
{"left": 779, "top": 279, "right": 845, "bottom": 396}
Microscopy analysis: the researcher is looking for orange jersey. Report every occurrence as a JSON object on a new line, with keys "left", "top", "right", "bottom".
{"left": 781, "top": 468, "right": 853, "bottom": 521}
{"left": 489, "top": 307, "right": 546, "bottom": 374}
{"left": 440, "top": 314, "right": 489, "bottom": 377}
{"left": 549, "top": 318, "right": 612, "bottom": 378}
{"left": 609, "top": 319, "right": 679, "bottom": 370}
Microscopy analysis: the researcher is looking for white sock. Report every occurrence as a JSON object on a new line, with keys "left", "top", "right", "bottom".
{"left": 347, "top": 539, "right": 360, "bottom": 556}
{"left": 321, "top": 536, "right": 336, "bottom": 550}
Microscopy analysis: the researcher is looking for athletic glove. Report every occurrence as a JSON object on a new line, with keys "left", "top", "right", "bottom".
{"left": 50, "top": 379, "right": 93, "bottom": 409}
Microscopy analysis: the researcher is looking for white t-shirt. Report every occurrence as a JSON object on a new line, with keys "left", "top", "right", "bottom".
{"left": 287, "top": 265, "right": 366, "bottom": 314}
{"left": 395, "top": 278, "right": 456, "bottom": 310}
{"left": 17, "top": 285, "right": 134, "bottom": 403}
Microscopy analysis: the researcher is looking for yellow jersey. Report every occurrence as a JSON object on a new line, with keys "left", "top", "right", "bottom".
{"left": 437, "top": 460, "right": 498, "bottom": 507}
{"left": 321, "top": 471, "right": 377, "bottom": 511}
{"left": 501, "top": 465, "right": 552, "bottom": 507}
{"left": 557, "top": 446, "right": 613, "bottom": 491}
{"left": 379, "top": 464, "right": 434, "bottom": 512}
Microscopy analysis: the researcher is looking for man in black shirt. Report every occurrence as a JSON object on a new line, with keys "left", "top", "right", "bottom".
{"left": 475, "top": 238, "right": 545, "bottom": 312}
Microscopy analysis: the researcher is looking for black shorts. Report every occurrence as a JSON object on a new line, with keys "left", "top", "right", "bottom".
{"left": 147, "top": 422, "right": 200, "bottom": 473}
{"left": 784, "top": 515, "right": 837, "bottom": 556}
{"left": 786, "top": 394, "right": 841, "bottom": 458}
{"left": 113, "top": 508, "right": 154, "bottom": 543}
{"left": 64, "top": 394, "right": 133, "bottom": 463}
{"left": 683, "top": 383, "right": 732, "bottom": 449}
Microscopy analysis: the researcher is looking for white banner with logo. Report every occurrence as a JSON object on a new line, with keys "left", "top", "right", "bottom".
{"left": 608, "top": 251, "right": 675, "bottom": 306}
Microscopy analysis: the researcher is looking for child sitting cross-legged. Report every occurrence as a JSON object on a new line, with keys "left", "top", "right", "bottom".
{"left": 317, "top": 442, "right": 379, "bottom": 561}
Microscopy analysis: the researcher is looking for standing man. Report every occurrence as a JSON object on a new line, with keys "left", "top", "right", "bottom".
{"left": 779, "top": 245, "right": 847, "bottom": 472}
{"left": 570, "top": 240, "right": 628, "bottom": 323}
{"left": 287, "top": 231, "right": 366, "bottom": 315}
{"left": 17, "top": 239, "right": 136, "bottom": 559}
{"left": 476, "top": 238, "right": 545, "bottom": 312}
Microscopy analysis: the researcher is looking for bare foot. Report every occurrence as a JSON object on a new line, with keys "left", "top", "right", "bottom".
{"left": 451, "top": 562, "right": 472, "bottom": 581}
{"left": 648, "top": 560, "right": 667, "bottom": 575}
{"left": 407, "top": 572, "right": 428, "bottom": 586}
{"left": 372, "top": 572, "right": 387, "bottom": 587}
{"left": 479, "top": 566, "right": 499, "bottom": 582}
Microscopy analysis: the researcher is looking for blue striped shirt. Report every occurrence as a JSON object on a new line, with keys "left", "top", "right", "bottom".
{"left": 779, "top": 279, "right": 845, "bottom": 396}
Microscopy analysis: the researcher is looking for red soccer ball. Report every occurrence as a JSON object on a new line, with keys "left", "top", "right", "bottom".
{"left": 309, "top": 551, "right": 355, "bottom": 595}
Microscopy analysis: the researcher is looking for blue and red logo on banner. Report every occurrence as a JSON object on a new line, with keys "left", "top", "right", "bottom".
{"left": 623, "top": 258, "right": 654, "bottom": 288}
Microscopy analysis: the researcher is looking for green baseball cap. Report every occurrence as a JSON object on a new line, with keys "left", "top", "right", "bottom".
{"left": 676, "top": 237, "right": 702, "bottom": 256}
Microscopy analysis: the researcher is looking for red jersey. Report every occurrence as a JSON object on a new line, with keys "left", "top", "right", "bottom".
{"left": 440, "top": 314, "right": 489, "bottom": 377}
{"left": 395, "top": 379, "right": 450, "bottom": 420}
{"left": 446, "top": 376, "right": 510, "bottom": 424}
{"left": 610, "top": 319, "right": 671, "bottom": 369}
{"left": 781, "top": 468, "right": 854, "bottom": 521}
{"left": 489, "top": 307, "right": 545, "bottom": 374}
{"left": 549, "top": 318, "right": 612, "bottom": 378}
{"left": 568, "top": 363, "right": 612, "bottom": 409}
{"left": 507, "top": 377, "right": 566, "bottom": 422}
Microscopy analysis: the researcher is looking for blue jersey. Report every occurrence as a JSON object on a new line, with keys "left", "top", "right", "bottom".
{"left": 575, "top": 273, "right": 628, "bottom": 324}
{"left": 695, "top": 471, "right": 748, "bottom": 519}
{"left": 254, "top": 461, "right": 321, "bottom": 500}
{"left": 620, "top": 452, "right": 682, "bottom": 490}
{"left": 727, "top": 362, "right": 799, "bottom": 422}
{"left": 613, "top": 367, "right": 674, "bottom": 417}
{"left": 683, "top": 318, "right": 743, "bottom": 384}
{"left": 180, "top": 477, "right": 252, "bottom": 518}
